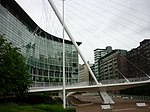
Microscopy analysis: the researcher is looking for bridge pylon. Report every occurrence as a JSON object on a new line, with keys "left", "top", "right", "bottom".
{"left": 47, "top": 0, "right": 114, "bottom": 107}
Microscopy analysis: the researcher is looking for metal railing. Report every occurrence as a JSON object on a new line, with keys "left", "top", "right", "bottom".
{"left": 111, "top": 93, "right": 150, "bottom": 101}
{"left": 30, "top": 76, "right": 150, "bottom": 89}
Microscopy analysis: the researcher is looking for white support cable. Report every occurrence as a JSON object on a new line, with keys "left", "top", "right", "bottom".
{"left": 68, "top": 0, "right": 149, "bottom": 41}
{"left": 43, "top": 0, "right": 150, "bottom": 64}
{"left": 65, "top": 4, "right": 140, "bottom": 43}
{"left": 66, "top": 0, "right": 140, "bottom": 32}
{"left": 117, "top": 69, "right": 130, "bottom": 83}
{"left": 63, "top": 10, "right": 108, "bottom": 46}
{"left": 48, "top": 7, "right": 57, "bottom": 34}
{"left": 42, "top": 0, "right": 59, "bottom": 36}
{"left": 68, "top": 0, "right": 150, "bottom": 43}
{"left": 80, "top": 0, "right": 150, "bottom": 25}
{"left": 63, "top": 7, "right": 150, "bottom": 63}
{"left": 42, "top": 0, "right": 51, "bottom": 31}
{"left": 110, "top": 52, "right": 130, "bottom": 83}
{"left": 65, "top": 11, "right": 150, "bottom": 82}
{"left": 108, "top": 0, "right": 150, "bottom": 17}
{"left": 47, "top": 0, "right": 100, "bottom": 85}
{"left": 42, "top": 0, "right": 52, "bottom": 33}
{"left": 64, "top": 5, "right": 150, "bottom": 76}
{"left": 95, "top": 0, "right": 150, "bottom": 23}
{"left": 63, "top": 6, "right": 150, "bottom": 64}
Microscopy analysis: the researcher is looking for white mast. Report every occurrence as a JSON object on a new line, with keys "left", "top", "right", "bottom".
{"left": 62, "top": 0, "right": 66, "bottom": 109}
{"left": 47, "top": 0, "right": 99, "bottom": 85}
{"left": 47, "top": 0, "right": 115, "bottom": 106}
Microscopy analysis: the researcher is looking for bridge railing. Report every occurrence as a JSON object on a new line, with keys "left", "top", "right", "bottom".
{"left": 111, "top": 93, "right": 150, "bottom": 101}
{"left": 128, "top": 76, "right": 149, "bottom": 82}
{"left": 100, "top": 76, "right": 149, "bottom": 85}
{"left": 31, "top": 81, "right": 90, "bottom": 88}
{"left": 31, "top": 76, "right": 149, "bottom": 88}
{"left": 100, "top": 79, "right": 126, "bottom": 84}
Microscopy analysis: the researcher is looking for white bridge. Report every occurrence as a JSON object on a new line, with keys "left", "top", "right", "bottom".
{"left": 30, "top": 76, "right": 150, "bottom": 92}
{"left": 29, "top": 76, "right": 150, "bottom": 106}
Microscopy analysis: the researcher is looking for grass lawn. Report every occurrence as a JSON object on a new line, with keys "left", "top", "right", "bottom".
{"left": 0, "top": 103, "right": 76, "bottom": 112}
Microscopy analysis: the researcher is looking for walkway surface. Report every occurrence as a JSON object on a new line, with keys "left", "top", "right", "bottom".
{"left": 69, "top": 94, "right": 150, "bottom": 112}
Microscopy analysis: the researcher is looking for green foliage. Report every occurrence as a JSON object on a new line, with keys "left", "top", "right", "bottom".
{"left": 0, "top": 34, "right": 31, "bottom": 99}
{"left": 0, "top": 104, "right": 76, "bottom": 112}
{"left": 0, "top": 104, "right": 46, "bottom": 112}
{"left": 15, "top": 93, "right": 58, "bottom": 104}
{"left": 34, "top": 104, "right": 76, "bottom": 112}
{"left": 34, "top": 104, "right": 64, "bottom": 112}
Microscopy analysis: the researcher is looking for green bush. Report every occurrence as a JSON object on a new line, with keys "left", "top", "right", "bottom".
{"left": 0, "top": 104, "right": 76, "bottom": 112}
{"left": 34, "top": 104, "right": 76, "bottom": 112}
{"left": 0, "top": 34, "right": 31, "bottom": 101}
{"left": 11, "top": 93, "right": 57, "bottom": 104}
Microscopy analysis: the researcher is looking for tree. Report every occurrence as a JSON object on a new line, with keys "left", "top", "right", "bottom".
{"left": 0, "top": 34, "right": 31, "bottom": 99}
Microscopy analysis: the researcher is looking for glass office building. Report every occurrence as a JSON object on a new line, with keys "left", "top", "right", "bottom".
{"left": 0, "top": 0, "right": 81, "bottom": 86}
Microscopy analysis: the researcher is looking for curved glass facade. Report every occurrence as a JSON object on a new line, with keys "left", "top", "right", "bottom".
{"left": 27, "top": 36, "right": 79, "bottom": 86}
{"left": 0, "top": 0, "right": 80, "bottom": 87}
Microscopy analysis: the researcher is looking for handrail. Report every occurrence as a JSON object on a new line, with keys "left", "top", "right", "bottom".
{"left": 30, "top": 76, "right": 149, "bottom": 88}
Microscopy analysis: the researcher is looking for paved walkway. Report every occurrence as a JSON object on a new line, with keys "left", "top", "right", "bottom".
{"left": 69, "top": 94, "right": 150, "bottom": 112}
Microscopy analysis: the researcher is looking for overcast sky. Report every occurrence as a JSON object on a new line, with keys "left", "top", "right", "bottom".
{"left": 15, "top": 0, "right": 150, "bottom": 63}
